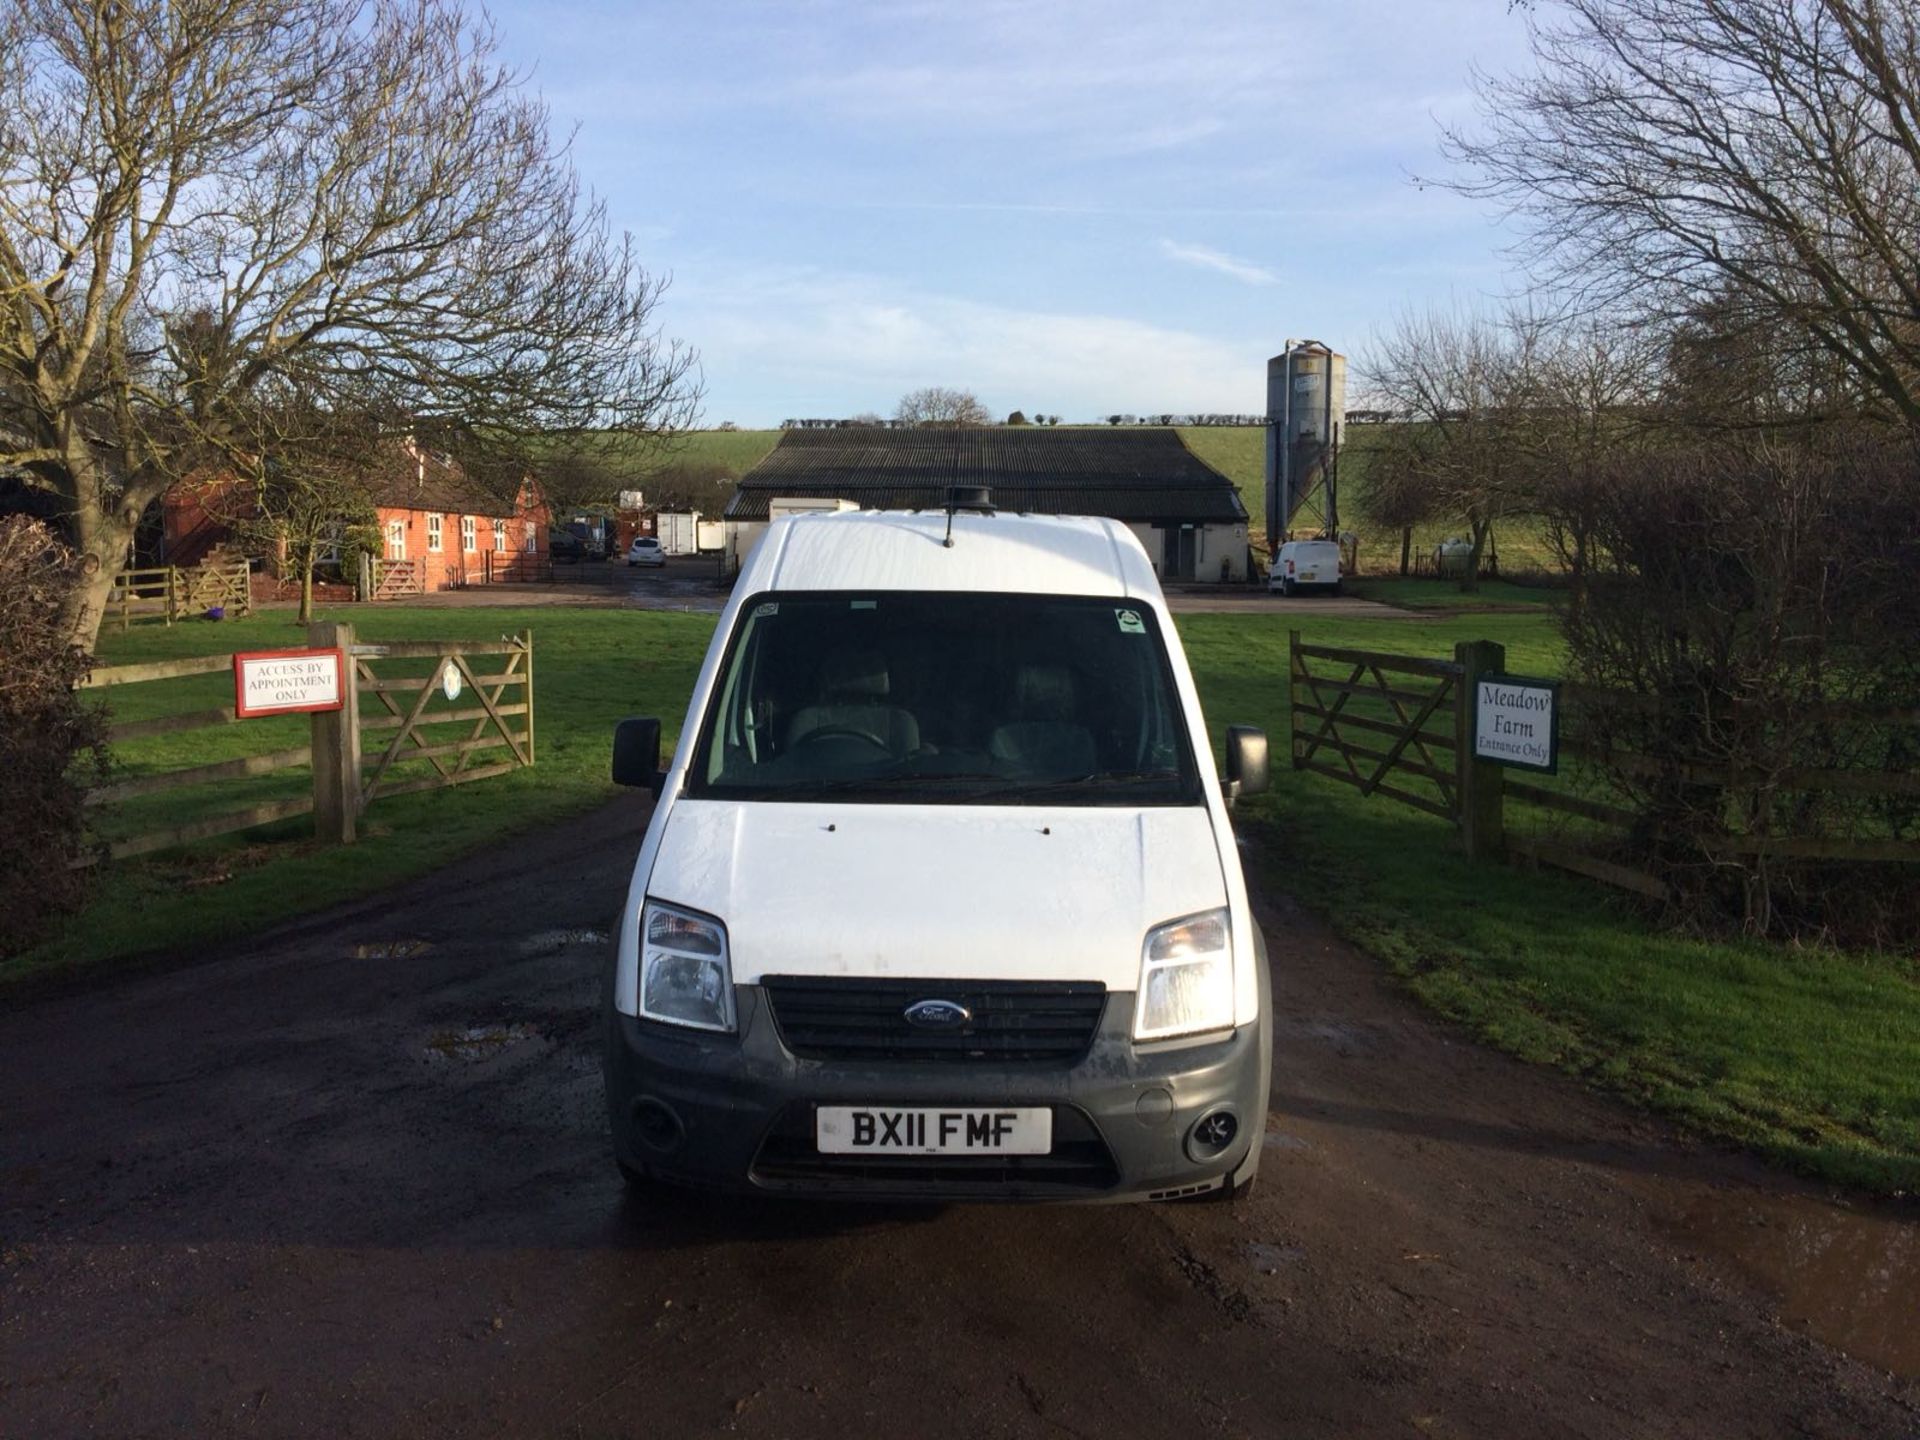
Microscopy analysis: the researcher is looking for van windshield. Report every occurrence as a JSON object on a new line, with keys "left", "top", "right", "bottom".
{"left": 688, "top": 592, "right": 1202, "bottom": 805}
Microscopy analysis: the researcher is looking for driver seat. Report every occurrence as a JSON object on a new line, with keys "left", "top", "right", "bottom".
{"left": 786, "top": 649, "right": 920, "bottom": 756}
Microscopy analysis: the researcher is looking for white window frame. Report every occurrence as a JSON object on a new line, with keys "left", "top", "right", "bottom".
{"left": 427, "top": 513, "right": 443, "bottom": 553}
{"left": 493, "top": 518, "right": 509, "bottom": 553}
{"left": 461, "top": 515, "right": 477, "bottom": 552}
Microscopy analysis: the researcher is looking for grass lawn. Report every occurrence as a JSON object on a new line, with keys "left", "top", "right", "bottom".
{"left": 1178, "top": 608, "right": 1920, "bottom": 1194}
{"left": 19, "top": 599, "right": 1920, "bottom": 1193}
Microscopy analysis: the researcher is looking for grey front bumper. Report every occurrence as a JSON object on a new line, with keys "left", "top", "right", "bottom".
{"left": 604, "top": 985, "right": 1271, "bottom": 1202}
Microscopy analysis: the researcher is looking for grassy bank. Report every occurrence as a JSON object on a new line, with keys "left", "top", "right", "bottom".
{"left": 22, "top": 601, "right": 1920, "bottom": 1194}
{"left": 1178, "top": 609, "right": 1920, "bottom": 1194}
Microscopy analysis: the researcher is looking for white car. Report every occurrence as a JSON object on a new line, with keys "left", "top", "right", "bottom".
{"left": 626, "top": 536, "right": 666, "bottom": 567}
{"left": 1269, "top": 538, "right": 1342, "bottom": 596}
{"left": 604, "top": 499, "right": 1274, "bottom": 1203}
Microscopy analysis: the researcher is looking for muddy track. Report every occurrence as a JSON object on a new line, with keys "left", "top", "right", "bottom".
{"left": 1, "top": 796, "right": 1914, "bottom": 1438}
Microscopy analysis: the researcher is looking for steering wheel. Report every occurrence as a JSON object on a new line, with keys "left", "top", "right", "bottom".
{"left": 792, "top": 725, "right": 893, "bottom": 756}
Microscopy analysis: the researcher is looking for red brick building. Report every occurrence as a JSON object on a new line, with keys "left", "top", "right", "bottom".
{"left": 365, "top": 447, "right": 551, "bottom": 591}
{"left": 159, "top": 444, "right": 552, "bottom": 593}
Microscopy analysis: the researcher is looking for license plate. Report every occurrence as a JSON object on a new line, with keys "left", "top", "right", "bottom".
{"left": 1299, "top": 571, "right": 1317, "bottom": 581}
{"left": 815, "top": 1106, "right": 1052, "bottom": 1156}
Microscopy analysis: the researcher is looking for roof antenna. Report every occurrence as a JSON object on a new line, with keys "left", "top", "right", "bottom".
{"left": 943, "top": 485, "right": 994, "bottom": 548}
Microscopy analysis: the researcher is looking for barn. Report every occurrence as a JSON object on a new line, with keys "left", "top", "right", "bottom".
{"left": 722, "top": 428, "right": 1251, "bottom": 581}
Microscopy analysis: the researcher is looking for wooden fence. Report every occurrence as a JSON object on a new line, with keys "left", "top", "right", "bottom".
{"left": 81, "top": 624, "right": 533, "bottom": 861}
{"left": 1288, "top": 630, "right": 1919, "bottom": 899}
{"left": 79, "top": 653, "right": 313, "bottom": 862}
{"left": 107, "top": 559, "right": 252, "bottom": 628}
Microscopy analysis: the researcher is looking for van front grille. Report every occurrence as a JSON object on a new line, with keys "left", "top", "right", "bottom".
{"left": 760, "top": 976, "right": 1106, "bottom": 1063}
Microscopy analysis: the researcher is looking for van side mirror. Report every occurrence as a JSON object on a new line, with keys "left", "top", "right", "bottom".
{"left": 612, "top": 717, "right": 666, "bottom": 798}
{"left": 1223, "top": 725, "right": 1269, "bottom": 804}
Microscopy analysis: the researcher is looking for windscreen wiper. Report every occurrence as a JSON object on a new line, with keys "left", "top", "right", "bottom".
{"left": 982, "top": 771, "right": 1181, "bottom": 803}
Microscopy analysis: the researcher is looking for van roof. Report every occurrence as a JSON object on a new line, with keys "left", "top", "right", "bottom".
{"left": 744, "top": 509, "right": 1161, "bottom": 599}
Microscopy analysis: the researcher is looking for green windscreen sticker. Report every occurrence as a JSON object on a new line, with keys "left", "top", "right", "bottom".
{"left": 1115, "top": 608, "right": 1146, "bottom": 634}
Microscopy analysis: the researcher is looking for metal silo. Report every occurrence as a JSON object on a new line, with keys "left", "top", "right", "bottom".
{"left": 1263, "top": 342, "right": 1346, "bottom": 554}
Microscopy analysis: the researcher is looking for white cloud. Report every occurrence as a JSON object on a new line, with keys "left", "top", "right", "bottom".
{"left": 1159, "top": 240, "right": 1278, "bottom": 287}
{"left": 675, "top": 264, "right": 1266, "bottom": 423}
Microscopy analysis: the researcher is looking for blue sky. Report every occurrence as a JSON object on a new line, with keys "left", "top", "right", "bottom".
{"left": 486, "top": 0, "right": 1534, "bottom": 426}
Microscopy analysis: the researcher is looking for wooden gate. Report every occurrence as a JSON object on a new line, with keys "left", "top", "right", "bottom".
{"left": 350, "top": 633, "right": 534, "bottom": 806}
{"left": 1289, "top": 633, "right": 1462, "bottom": 821}
{"left": 1288, "top": 631, "right": 1508, "bottom": 857}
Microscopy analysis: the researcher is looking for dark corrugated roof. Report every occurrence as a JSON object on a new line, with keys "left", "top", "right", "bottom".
{"left": 724, "top": 428, "right": 1247, "bottom": 525}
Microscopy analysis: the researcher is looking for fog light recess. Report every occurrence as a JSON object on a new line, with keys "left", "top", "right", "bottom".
{"left": 630, "top": 1097, "right": 685, "bottom": 1155}
{"left": 1185, "top": 1109, "right": 1239, "bottom": 1162}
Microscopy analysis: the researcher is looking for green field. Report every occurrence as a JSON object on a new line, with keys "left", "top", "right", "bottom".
{"left": 20, "top": 599, "right": 1918, "bottom": 1193}
{"left": 664, "top": 425, "right": 1564, "bottom": 576}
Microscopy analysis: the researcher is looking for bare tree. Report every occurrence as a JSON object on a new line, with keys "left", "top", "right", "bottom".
{"left": 0, "top": 0, "right": 700, "bottom": 651}
{"left": 1360, "top": 307, "right": 1549, "bottom": 590}
{"left": 215, "top": 394, "right": 384, "bottom": 624}
{"left": 1440, "top": 0, "right": 1920, "bottom": 428}
{"left": 895, "top": 387, "right": 990, "bottom": 427}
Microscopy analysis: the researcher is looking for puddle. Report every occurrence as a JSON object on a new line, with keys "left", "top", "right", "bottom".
{"left": 423, "top": 1023, "right": 539, "bottom": 1063}
{"left": 517, "top": 927, "right": 610, "bottom": 956}
{"left": 1668, "top": 1191, "right": 1920, "bottom": 1378}
{"left": 1246, "top": 1241, "right": 1306, "bottom": 1273}
{"left": 354, "top": 938, "right": 433, "bottom": 960}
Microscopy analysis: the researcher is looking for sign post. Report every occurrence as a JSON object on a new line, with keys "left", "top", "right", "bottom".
{"left": 306, "top": 623, "right": 361, "bottom": 845}
{"left": 1454, "top": 640, "right": 1507, "bottom": 860}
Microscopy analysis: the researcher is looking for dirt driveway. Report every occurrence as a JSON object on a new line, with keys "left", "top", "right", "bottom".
{"left": 2, "top": 798, "right": 1914, "bottom": 1439}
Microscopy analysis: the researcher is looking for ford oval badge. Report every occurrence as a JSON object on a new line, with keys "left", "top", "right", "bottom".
{"left": 903, "top": 999, "right": 971, "bottom": 1029}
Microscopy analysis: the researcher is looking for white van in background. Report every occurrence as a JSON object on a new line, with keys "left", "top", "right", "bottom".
{"left": 1269, "top": 539, "right": 1343, "bottom": 597}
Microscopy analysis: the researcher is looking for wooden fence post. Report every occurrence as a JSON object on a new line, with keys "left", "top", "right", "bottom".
{"left": 1288, "top": 628, "right": 1303, "bottom": 770}
{"left": 310, "top": 620, "right": 361, "bottom": 844}
{"left": 1455, "top": 639, "right": 1506, "bottom": 860}
{"left": 521, "top": 628, "right": 535, "bottom": 763}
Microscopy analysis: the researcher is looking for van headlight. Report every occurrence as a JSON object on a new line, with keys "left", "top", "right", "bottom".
{"left": 1133, "top": 908, "right": 1234, "bottom": 1040}
{"left": 639, "top": 901, "right": 736, "bottom": 1033}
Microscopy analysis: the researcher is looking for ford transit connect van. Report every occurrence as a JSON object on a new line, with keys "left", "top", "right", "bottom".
{"left": 605, "top": 500, "right": 1273, "bottom": 1202}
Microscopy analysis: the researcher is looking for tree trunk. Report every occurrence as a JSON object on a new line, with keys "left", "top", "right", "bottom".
{"left": 1461, "top": 517, "right": 1493, "bottom": 594}
{"left": 58, "top": 550, "right": 127, "bottom": 649}
{"left": 1399, "top": 526, "right": 1413, "bottom": 577}
{"left": 52, "top": 435, "right": 155, "bottom": 653}
{"left": 300, "top": 557, "right": 315, "bottom": 624}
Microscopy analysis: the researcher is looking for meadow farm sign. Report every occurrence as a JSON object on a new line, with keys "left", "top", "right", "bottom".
{"left": 1473, "top": 674, "right": 1559, "bottom": 773}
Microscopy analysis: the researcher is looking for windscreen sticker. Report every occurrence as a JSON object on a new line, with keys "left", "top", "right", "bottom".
{"left": 1115, "top": 608, "right": 1146, "bottom": 634}
{"left": 755, "top": 602, "right": 779, "bottom": 617}
{"left": 851, "top": 600, "right": 877, "bottom": 610}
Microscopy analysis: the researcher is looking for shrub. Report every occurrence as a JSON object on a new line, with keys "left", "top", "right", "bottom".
{"left": 1551, "top": 438, "right": 1920, "bottom": 943}
{"left": 0, "top": 518, "right": 109, "bottom": 955}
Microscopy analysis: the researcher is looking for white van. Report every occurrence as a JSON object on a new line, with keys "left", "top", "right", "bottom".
{"left": 605, "top": 498, "right": 1273, "bottom": 1202}
{"left": 1269, "top": 538, "right": 1343, "bottom": 596}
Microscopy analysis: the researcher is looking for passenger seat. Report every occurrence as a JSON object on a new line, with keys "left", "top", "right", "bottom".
{"left": 989, "top": 665, "right": 1097, "bottom": 779}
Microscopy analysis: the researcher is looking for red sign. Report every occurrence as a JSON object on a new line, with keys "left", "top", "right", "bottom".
{"left": 233, "top": 647, "right": 346, "bottom": 718}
